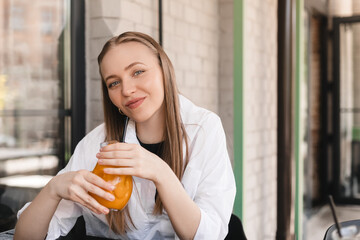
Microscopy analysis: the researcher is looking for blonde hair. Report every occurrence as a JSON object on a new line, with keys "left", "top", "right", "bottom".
{"left": 98, "top": 32, "right": 189, "bottom": 234}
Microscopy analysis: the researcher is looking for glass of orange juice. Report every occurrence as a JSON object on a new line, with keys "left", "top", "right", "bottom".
{"left": 90, "top": 140, "right": 133, "bottom": 211}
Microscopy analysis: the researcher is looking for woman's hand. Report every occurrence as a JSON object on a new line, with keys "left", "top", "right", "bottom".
{"left": 96, "top": 142, "right": 167, "bottom": 184}
{"left": 97, "top": 142, "right": 201, "bottom": 239}
{"left": 49, "top": 170, "right": 116, "bottom": 214}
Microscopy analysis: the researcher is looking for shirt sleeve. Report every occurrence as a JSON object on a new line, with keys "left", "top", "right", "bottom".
{"left": 184, "top": 113, "right": 236, "bottom": 240}
{"left": 58, "top": 133, "right": 99, "bottom": 174}
{"left": 46, "top": 136, "right": 94, "bottom": 238}
{"left": 45, "top": 200, "right": 83, "bottom": 239}
{"left": 17, "top": 135, "right": 93, "bottom": 239}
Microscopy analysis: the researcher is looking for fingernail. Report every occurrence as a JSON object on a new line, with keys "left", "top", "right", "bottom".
{"left": 96, "top": 153, "right": 100, "bottom": 157}
{"left": 103, "top": 208, "right": 109, "bottom": 214}
{"left": 108, "top": 194, "right": 115, "bottom": 201}
{"left": 104, "top": 168, "right": 110, "bottom": 173}
{"left": 98, "top": 159, "right": 103, "bottom": 164}
{"left": 109, "top": 185, "right": 115, "bottom": 190}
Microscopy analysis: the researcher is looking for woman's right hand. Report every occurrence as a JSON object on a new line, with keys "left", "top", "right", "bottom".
{"left": 48, "top": 170, "right": 116, "bottom": 214}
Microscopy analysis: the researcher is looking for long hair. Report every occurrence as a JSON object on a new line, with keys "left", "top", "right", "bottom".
{"left": 97, "top": 32, "right": 189, "bottom": 234}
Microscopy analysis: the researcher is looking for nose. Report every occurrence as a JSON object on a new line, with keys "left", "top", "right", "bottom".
{"left": 121, "top": 78, "right": 136, "bottom": 96}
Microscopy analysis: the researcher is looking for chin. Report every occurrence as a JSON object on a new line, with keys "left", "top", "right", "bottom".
{"left": 129, "top": 113, "right": 152, "bottom": 124}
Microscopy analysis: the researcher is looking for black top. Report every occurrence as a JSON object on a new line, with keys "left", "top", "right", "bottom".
{"left": 137, "top": 137, "right": 164, "bottom": 158}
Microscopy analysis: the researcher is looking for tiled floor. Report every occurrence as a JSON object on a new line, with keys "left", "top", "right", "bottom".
{"left": 305, "top": 205, "right": 360, "bottom": 240}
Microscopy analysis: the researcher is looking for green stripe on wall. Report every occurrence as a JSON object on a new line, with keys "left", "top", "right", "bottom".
{"left": 295, "top": 0, "right": 304, "bottom": 238}
{"left": 233, "top": 0, "right": 244, "bottom": 219}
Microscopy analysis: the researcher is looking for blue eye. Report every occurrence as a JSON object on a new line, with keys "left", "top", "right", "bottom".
{"left": 134, "top": 70, "right": 144, "bottom": 76}
{"left": 108, "top": 81, "right": 120, "bottom": 88}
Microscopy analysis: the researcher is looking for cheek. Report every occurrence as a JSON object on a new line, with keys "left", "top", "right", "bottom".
{"left": 108, "top": 91, "right": 115, "bottom": 101}
{"left": 153, "top": 73, "right": 165, "bottom": 97}
{"left": 153, "top": 80, "right": 165, "bottom": 102}
{"left": 143, "top": 74, "right": 164, "bottom": 98}
{"left": 108, "top": 90, "right": 121, "bottom": 106}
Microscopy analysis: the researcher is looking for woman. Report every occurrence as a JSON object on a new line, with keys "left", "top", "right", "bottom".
{"left": 14, "top": 32, "right": 236, "bottom": 240}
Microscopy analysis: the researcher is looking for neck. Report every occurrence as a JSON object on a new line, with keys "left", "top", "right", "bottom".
{"left": 136, "top": 107, "right": 165, "bottom": 144}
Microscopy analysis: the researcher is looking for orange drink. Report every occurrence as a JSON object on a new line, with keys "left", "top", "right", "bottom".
{"left": 90, "top": 141, "right": 133, "bottom": 211}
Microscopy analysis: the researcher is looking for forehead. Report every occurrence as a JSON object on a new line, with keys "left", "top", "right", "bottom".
{"left": 101, "top": 41, "right": 157, "bottom": 69}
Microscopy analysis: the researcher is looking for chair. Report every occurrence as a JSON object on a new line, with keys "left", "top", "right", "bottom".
{"left": 0, "top": 203, "right": 16, "bottom": 232}
{"left": 57, "top": 216, "right": 86, "bottom": 240}
{"left": 59, "top": 214, "right": 248, "bottom": 240}
{"left": 323, "top": 219, "right": 360, "bottom": 240}
{"left": 225, "top": 214, "right": 247, "bottom": 240}
{"left": 57, "top": 216, "right": 114, "bottom": 240}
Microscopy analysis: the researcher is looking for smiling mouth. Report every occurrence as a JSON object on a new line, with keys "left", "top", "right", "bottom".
{"left": 126, "top": 97, "right": 145, "bottom": 109}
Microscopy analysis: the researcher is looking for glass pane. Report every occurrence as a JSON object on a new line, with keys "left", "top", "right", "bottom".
{"left": 0, "top": 0, "right": 70, "bottom": 231}
{"left": 0, "top": 1, "right": 68, "bottom": 111}
{"left": 339, "top": 22, "right": 360, "bottom": 199}
{"left": 0, "top": 116, "right": 62, "bottom": 154}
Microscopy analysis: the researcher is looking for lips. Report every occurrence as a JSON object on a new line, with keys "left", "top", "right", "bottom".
{"left": 125, "top": 97, "right": 145, "bottom": 109}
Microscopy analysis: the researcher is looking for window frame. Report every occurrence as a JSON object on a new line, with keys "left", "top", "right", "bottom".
{"left": 67, "top": 0, "right": 86, "bottom": 167}
{"left": 332, "top": 15, "right": 360, "bottom": 204}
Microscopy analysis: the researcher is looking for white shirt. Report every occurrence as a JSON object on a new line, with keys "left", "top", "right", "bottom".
{"left": 18, "top": 95, "right": 236, "bottom": 240}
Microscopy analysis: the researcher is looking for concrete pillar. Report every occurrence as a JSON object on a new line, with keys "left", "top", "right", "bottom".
{"left": 329, "top": 0, "right": 353, "bottom": 16}
{"left": 353, "top": 0, "right": 360, "bottom": 14}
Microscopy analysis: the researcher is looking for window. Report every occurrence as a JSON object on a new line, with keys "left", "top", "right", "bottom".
{"left": 41, "top": 10, "right": 53, "bottom": 35}
{"left": 0, "top": 0, "right": 85, "bottom": 231}
{"left": 10, "top": 6, "right": 24, "bottom": 31}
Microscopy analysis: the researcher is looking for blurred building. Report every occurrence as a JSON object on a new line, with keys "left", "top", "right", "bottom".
{"left": 0, "top": 0, "right": 360, "bottom": 239}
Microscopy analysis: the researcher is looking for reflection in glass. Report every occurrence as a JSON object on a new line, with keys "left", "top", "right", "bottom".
{"left": 1, "top": 2, "right": 66, "bottom": 111}
{"left": 0, "top": 0, "right": 70, "bottom": 232}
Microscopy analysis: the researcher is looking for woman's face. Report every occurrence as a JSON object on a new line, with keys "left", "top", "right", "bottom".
{"left": 100, "top": 41, "right": 165, "bottom": 124}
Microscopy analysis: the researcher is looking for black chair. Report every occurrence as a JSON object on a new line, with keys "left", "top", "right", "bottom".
{"left": 225, "top": 214, "right": 247, "bottom": 240}
{"left": 323, "top": 219, "right": 360, "bottom": 240}
{"left": 57, "top": 216, "right": 86, "bottom": 240}
{"left": 0, "top": 203, "right": 16, "bottom": 232}
{"left": 59, "top": 214, "right": 247, "bottom": 240}
{"left": 57, "top": 216, "right": 115, "bottom": 240}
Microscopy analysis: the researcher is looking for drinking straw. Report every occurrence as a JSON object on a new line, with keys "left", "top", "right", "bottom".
{"left": 121, "top": 116, "right": 129, "bottom": 143}
{"left": 328, "top": 195, "right": 343, "bottom": 238}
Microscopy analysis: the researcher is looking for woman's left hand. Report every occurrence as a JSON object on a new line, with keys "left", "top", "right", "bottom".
{"left": 96, "top": 142, "right": 167, "bottom": 184}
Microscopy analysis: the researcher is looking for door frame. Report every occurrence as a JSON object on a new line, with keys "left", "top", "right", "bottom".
{"left": 332, "top": 15, "right": 360, "bottom": 204}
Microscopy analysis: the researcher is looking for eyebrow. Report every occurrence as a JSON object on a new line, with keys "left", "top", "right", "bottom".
{"left": 104, "top": 61, "right": 146, "bottom": 82}
{"left": 104, "top": 75, "right": 118, "bottom": 82}
{"left": 125, "top": 61, "right": 146, "bottom": 71}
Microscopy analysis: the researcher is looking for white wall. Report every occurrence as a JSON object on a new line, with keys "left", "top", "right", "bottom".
{"left": 219, "top": 0, "right": 234, "bottom": 162}
{"left": 329, "top": 0, "right": 353, "bottom": 16}
{"left": 243, "top": 0, "right": 278, "bottom": 239}
{"left": 162, "top": 0, "right": 220, "bottom": 114}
